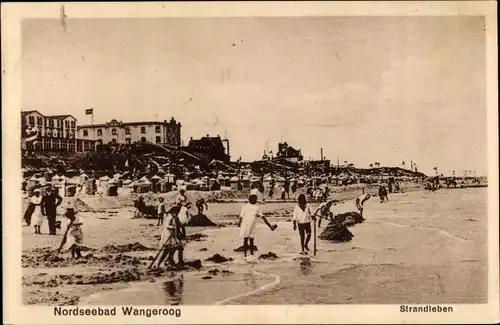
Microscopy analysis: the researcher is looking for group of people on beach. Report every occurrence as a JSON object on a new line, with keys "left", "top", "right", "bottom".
{"left": 236, "top": 189, "right": 372, "bottom": 257}
{"left": 23, "top": 184, "right": 85, "bottom": 259}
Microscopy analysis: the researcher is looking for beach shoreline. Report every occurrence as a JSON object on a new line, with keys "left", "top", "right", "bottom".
{"left": 22, "top": 186, "right": 486, "bottom": 305}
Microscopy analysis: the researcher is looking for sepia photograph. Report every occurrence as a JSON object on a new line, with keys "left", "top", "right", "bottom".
{"left": 2, "top": 1, "right": 499, "bottom": 324}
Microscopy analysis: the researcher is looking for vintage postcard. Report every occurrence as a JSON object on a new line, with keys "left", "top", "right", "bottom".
{"left": 2, "top": 1, "right": 499, "bottom": 324}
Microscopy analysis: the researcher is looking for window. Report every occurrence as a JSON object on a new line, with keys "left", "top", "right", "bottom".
{"left": 83, "top": 130, "right": 88, "bottom": 137}
{"left": 126, "top": 138, "right": 131, "bottom": 144}
{"left": 37, "top": 117, "right": 43, "bottom": 125}
{"left": 71, "top": 121, "right": 76, "bottom": 128}
{"left": 45, "top": 118, "right": 49, "bottom": 127}
{"left": 141, "top": 137, "right": 146, "bottom": 143}
{"left": 140, "top": 127, "right": 146, "bottom": 134}
{"left": 125, "top": 127, "right": 131, "bottom": 135}
{"left": 28, "top": 116, "right": 35, "bottom": 126}
{"left": 97, "top": 129, "right": 103, "bottom": 136}
{"left": 112, "top": 138, "right": 117, "bottom": 144}
{"left": 65, "top": 121, "right": 69, "bottom": 128}
{"left": 156, "top": 136, "right": 161, "bottom": 143}
{"left": 155, "top": 126, "right": 161, "bottom": 133}
{"left": 112, "top": 128, "right": 117, "bottom": 136}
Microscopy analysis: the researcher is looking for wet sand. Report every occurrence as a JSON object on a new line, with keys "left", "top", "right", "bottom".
{"left": 22, "top": 188, "right": 487, "bottom": 305}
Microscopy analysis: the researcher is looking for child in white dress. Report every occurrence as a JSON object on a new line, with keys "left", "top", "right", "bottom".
{"left": 238, "top": 190, "right": 277, "bottom": 257}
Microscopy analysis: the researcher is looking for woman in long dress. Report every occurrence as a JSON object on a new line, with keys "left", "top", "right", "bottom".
{"left": 238, "top": 191, "right": 277, "bottom": 257}
{"left": 31, "top": 189, "right": 44, "bottom": 234}
{"left": 159, "top": 205, "right": 184, "bottom": 266}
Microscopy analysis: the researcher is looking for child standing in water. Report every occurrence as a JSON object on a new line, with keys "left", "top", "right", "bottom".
{"left": 292, "top": 194, "right": 315, "bottom": 255}
{"left": 238, "top": 190, "right": 277, "bottom": 257}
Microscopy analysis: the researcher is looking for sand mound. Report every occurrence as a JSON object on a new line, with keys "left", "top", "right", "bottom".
{"left": 24, "top": 290, "right": 80, "bottom": 306}
{"left": 22, "top": 249, "right": 150, "bottom": 268}
{"left": 101, "top": 242, "right": 155, "bottom": 253}
{"left": 74, "top": 198, "right": 96, "bottom": 212}
{"left": 187, "top": 214, "right": 217, "bottom": 227}
{"left": 205, "top": 254, "right": 232, "bottom": 263}
{"left": 333, "top": 211, "right": 364, "bottom": 225}
{"left": 318, "top": 224, "right": 355, "bottom": 242}
{"left": 185, "top": 259, "right": 202, "bottom": 269}
{"left": 318, "top": 211, "right": 363, "bottom": 243}
{"left": 234, "top": 245, "right": 258, "bottom": 252}
{"left": 259, "top": 252, "right": 278, "bottom": 260}
{"left": 76, "top": 197, "right": 123, "bottom": 212}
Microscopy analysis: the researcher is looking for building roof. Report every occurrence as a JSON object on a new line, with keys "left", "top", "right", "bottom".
{"left": 48, "top": 114, "right": 77, "bottom": 120}
{"left": 78, "top": 119, "right": 181, "bottom": 129}
{"left": 187, "top": 136, "right": 225, "bottom": 149}
{"left": 21, "top": 111, "right": 77, "bottom": 121}
{"left": 21, "top": 110, "right": 44, "bottom": 116}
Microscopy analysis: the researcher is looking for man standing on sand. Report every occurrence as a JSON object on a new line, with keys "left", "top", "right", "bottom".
{"left": 41, "top": 185, "right": 63, "bottom": 235}
{"left": 355, "top": 193, "right": 371, "bottom": 219}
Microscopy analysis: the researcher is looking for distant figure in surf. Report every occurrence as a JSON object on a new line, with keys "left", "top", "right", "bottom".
{"left": 292, "top": 194, "right": 316, "bottom": 255}
{"left": 238, "top": 190, "right": 277, "bottom": 257}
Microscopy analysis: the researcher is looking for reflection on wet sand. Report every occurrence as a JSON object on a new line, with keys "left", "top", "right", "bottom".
{"left": 300, "top": 259, "right": 313, "bottom": 275}
{"left": 162, "top": 277, "right": 184, "bottom": 305}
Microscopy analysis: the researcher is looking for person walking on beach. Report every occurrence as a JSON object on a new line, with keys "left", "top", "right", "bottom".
{"left": 378, "top": 185, "right": 388, "bottom": 203}
{"left": 238, "top": 190, "right": 277, "bottom": 257}
{"left": 41, "top": 185, "right": 63, "bottom": 235}
{"left": 292, "top": 194, "right": 315, "bottom": 255}
{"left": 159, "top": 205, "right": 184, "bottom": 266}
{"left": 134, "top": 196, "right": 146, "bottom": 218}
{"left": 268, "top": 183, "right": 275, "bottom": 199}
{"left": 157, "top": 196, "right": 166, "bottom": 226}
{"left": 284, "top": 179, "right": 290, "bottom": 199}
{"left": 31, "top": 189, "right": 44, "bottom": 234}
{"left": 195, "top": 198, "right": 208, "bottom": 216}
{"left": 61, "top": 208, "right": 84, "bottom": 259}
{"left": 355, "top": 193, "right": 371, "bottom": 219}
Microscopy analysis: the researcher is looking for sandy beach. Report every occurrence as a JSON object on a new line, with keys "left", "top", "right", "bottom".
{"left": 21, "top": 186, "right": 487, "bottom": 305}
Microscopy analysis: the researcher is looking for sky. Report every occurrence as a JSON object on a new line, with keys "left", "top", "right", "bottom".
{"left": 21, "top": 16, "right": 487, "bottom": 176}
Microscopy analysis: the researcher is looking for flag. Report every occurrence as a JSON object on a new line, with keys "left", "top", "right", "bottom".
{"left": 85, "top": 108, "right": 93, "bottom": 115}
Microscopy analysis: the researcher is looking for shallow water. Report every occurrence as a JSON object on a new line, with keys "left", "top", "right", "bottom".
{"left": 82, "top": 188, "right": 487, "bottom": 305}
